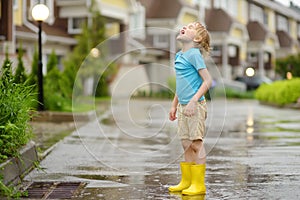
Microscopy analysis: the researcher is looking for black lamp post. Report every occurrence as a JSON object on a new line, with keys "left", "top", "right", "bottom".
{"left": 31, "top": 4, "right": 49, "bottom": 111}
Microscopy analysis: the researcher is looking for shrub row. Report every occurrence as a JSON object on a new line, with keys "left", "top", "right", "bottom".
{"left": 0, "top": 72, "right": 34, "bottom": 163}
{"left": 255, "top": 78, "right": 300, "bottom": 106}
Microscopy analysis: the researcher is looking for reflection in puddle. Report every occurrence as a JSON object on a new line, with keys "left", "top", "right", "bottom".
{"left": 76, "top": 166, "right": 104, "bottom": 171}
{"left": 35, "top": 100, "right": 300, "bottom": 199}
{"left": 74, "top": 174, "right": 127, "bottom": 184}
{"left": 100, "top": 116, "right": 116, "bottom": 126}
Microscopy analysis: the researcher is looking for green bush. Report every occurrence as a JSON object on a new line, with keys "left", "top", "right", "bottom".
{"left": 224, "top": 88, "right": 255, "bottom": 99}
{"left": 167, "top": 76, "right": 176, "bottom": 93}
{"left": 255, "top": 78, "right": 300, "bottom": 106}
{"left": 14, "top": 45, "right": 27, "bottom": 84}
{"left": 0, "top": 71, "right": 34, "bottom": 163}
{"left": 276, "top": 53, "right": 300, "bottom": 78}
{"left": 44, "top": 50, "right": 71, "bottom": 111}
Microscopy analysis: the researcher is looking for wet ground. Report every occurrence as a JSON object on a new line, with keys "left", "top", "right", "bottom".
{"left": 23, "top": 99, "right": 300, "bottom": 199}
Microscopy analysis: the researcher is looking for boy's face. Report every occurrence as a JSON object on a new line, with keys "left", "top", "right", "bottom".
{"left": 177, "top": 22, "right": 197, "bottom": 42}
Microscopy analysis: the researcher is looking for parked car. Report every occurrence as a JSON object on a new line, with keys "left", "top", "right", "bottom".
{"left": 235, "top": 75, "right": 273, "bottom": 90}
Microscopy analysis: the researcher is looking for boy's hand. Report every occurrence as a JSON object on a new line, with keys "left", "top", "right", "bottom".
{"left": 169, "top": 107, "right": 177, "bottom": 121}
{"left": 184, "top": 100, "right": 197, "bottom": 117}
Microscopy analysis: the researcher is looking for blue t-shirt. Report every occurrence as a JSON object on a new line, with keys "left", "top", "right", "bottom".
{"left": 174, "top": 48, "right": 206, "bottom": 104}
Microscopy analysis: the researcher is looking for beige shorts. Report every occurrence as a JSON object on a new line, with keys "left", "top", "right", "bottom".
{"left": 177, "top": 101, "right": 207, "bottom": 141}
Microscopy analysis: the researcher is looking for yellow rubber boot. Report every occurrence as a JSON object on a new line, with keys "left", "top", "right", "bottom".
{"left": 169, "top": 162, "right": 193, "bottom": 192}
{"left": 182, "top": 164, "right": 206, "bottom": 195}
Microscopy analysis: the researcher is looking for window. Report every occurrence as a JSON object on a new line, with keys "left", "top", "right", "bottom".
{"left": 129, "top": 2, "right": 145, "bottom": 39}
{"left": 247, "top": 52, "right": 258, "bottom": 63}
{"left": 227, "top": 0, "right": 237, "bottom": 18}
{"left": 250, "top": 4, "right": 264, "bottom": 24}
{"left": 13, "top": 0, "right": 18, "bottom": 9}
{"left": 57, "top": 55, "right": 63, "bottom": 71}
{"left": 105, "top": 22, "right": 120, "bottom": 39}
{"left": 153, "top": 34, "right": 169, "bottom": 48}
{"left": 214, "top": 0, "right": 227, "bottom": 9}
{"left": 16, "top": 47, "right": 27, "bottom": 54}
{"left": 211, "top": 45, "right": 221, "bottom": 56}
{"left": 45, "top": 54, "right": 63, "bottom": 72}
{"left": 277, "top": 14, "right": 289, "bottom": 32}
{"left": 192, "top": 0, "right": 211, "bottom": 9}
{"left": 68, "top": 17, "right": 86, "bottom": 34}
{"left": 214, "top": 0, "right": 237, "bottom": 17}
{"left": 211, "top": 45, "right": 222, "bottom": 64}
{"left": 228, "top": 45, "right": 237, "bottom": 57}
{"left": 297, "top": 23, "right": 300, "bottom": 38}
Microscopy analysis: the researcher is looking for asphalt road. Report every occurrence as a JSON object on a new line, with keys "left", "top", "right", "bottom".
{"left": 23, "top": 99, "right": 300, "bottom": 200}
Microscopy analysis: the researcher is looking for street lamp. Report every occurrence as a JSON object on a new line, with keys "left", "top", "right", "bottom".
{"left": 31, "top": 4, "right": 49, "bottom": 111}
{"left": 245, "top": 67, "right": 255, "bottom": 77}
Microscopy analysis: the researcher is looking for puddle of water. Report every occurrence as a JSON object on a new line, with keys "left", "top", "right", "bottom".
{"left": 76, "top": 166, "right": 105, "bottom": 171}
{"left": 100, "top": 116, "right": 116, "bottom": 126}
{"left": 74, "top": 174, "right": 126, "bottom": 183}
{"left": 259, "top": 119, "right": 300, "bottom": 132}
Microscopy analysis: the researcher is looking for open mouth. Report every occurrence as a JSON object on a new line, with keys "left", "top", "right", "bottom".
{"left": 180, "top": 29, "right": 185, "bottom": 35}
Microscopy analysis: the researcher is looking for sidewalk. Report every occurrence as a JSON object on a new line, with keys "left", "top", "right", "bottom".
{"left": 22, "top": 99, "right": 300, "bottom": 199}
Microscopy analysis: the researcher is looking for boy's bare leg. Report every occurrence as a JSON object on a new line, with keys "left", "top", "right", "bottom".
{"left": 182, "top": 139, "right": 206, "bottom": 164}
{"left": 182, "top": 139, "right": 193, "bottom": 162}
{"left": 192, "top": 140, "right": 206, "bottom": 164}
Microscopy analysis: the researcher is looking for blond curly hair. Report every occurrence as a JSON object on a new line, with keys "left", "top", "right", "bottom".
{"left": 193, "top": 22, "right": 211, "bottom": 57}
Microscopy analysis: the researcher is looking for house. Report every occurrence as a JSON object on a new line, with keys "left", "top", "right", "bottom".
{"left": 136, "top": 0, "right": 200, "bottom": 93}
{"left": 0, "top": 0, "right": 77, "bottom": 72}
{"left": 1, "top": 0, "right": 300, "bottom": 95}
{"left": 139, "top": 0, "right": 300, "bottom": 81}
{"left": 205, "top": 0, "right": 300, "bottom": 79}
{"left": 0, "top": 0, "right": 144, "bottom": 72}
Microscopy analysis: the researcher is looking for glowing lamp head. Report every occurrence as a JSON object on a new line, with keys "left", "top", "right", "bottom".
{"left": 32, "top": 4, "right": 49, "bottom": 22}
{"left": 245, "top": 67, "right": 255, "bottom": 77}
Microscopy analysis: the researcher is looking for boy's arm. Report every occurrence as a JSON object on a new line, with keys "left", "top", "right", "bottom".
{"left": 169, "top": 94, "right": 178, "bottom": 121}
{"left": 171, "top": 94, "right": 178, "bottom": 108}
{"left": 184, "top": 68, "right": 212, "bottom": 116}
{"left": 191, "top": 68, "right": 212, "bottom": 102}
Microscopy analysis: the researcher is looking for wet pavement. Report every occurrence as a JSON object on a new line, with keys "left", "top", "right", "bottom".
{"left": 23, "top": 99, "right": 300, "bottom": 199}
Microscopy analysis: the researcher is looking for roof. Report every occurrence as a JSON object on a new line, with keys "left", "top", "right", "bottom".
{"left": 139, "top": 0, "right": 192, "bottom": 19}
{"left": 247, "top": 21, "right": 267, "bottom": 41}
{"left": 16, "top": 20, "right": 73, "bottom": 39}
{"left": 276, "top": 30, "right": 293, "bottom": 47}
{"left": 205, "top": 8, "right": 233, "bottom": 32}
{"left": 253, "top": 0, "right": 300, "bottom": 21}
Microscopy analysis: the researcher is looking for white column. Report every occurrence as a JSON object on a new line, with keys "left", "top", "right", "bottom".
{"left": 222, "top": 43, "right": 229, "bottom": 79}
{"left": 258, "top": 49, "right": 265, "bottom": 76}
{"left": 169, "top": 30, "right": 176, "bottom": 67}
{"left": 198, "top": 0, "right": 206, "bottom": 23}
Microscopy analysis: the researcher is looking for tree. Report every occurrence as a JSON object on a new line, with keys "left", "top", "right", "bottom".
{"left": 276, "top": 53, "right": 300, "bottom": 78}
{"left": 47, "top": 49, "right": 58, "bottom": 73}
{"left": 27, "top": 47, "right": 38, "bottom": 87}
{"left": 62, "top": 0, "right": 117, "bottom": 97}
{"left": 25, "top": 48, "right": 39, "bottom": 109}
{"left": 1, "top": 49, "right": 13, "bottom": 80}
{"left": 14, "top": 45, "right": 27, "bottom": 84}
{"left": 44, "top": 50, "right": 70, "bottom": 110}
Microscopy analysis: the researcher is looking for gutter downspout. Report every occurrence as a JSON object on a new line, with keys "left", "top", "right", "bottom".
{"left": 128, "top": 37, "right": 146, "bottom": 55}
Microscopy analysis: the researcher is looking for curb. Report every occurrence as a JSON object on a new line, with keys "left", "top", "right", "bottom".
{"left": 38, "top": 141, "right": 60, "bottom": 160}
{"left": 259, "top": 101, "right": 300, "bottom": 109}
{"left": 31, "top": 110, "right": 96, "bottom": 123}
{"left": 0, "top": 141, "right": 38, "bottom": 185}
